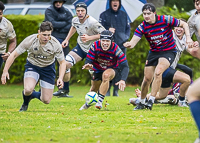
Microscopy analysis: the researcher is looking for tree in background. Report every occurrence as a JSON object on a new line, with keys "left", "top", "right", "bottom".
{"left": 165, "top": 0, "right": 194, "bottom": 12}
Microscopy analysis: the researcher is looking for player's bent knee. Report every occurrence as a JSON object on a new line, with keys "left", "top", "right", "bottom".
{"left": 102, "top": 73, "right": 110, "bottom": 82}
{"left": 65, "top": 54, "right": 76, "bottom": 67}
{"left": 24, "top": 88, "right": 33, "bottom": 95}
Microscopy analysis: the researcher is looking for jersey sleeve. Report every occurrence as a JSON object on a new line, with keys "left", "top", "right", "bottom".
{"left": 7, "top": 22, "right": 16, "bottom": 40}
{"left": 91, "top": 21, "right": 106, "bottom": 34}
{"left": 134, "top": 23, "right": 144, "bottom": 38}
{"left": 55, "top": 43, "right": 65, "bottom": 62}
{"left": 165, "top": 15, "right": 180, "bottom": 27}
{"left": 15, "top": 36, "right": 32, "bottom": 55}
{"left": 85, "top": 43, "right": 96, "bottom": 64}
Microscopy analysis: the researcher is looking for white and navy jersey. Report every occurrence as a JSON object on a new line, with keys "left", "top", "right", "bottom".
{"left": 170, "top": 30, "right": 187, "bottom": 69}
{"left": 16, "top": 34, "right": 64, "bottom": 67}
{"left": 188, "top": 11, "right": 200, "bottom": 43}
{"left": 0, "top": 17, "right": 16, "bottom": 54}
{"left": 72, "top": 15, "right": 105, "bottom": 53}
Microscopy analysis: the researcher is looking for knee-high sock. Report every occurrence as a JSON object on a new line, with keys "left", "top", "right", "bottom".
{"left": 31, "top": 91, "right": 41, "bottom": 100}
{"left": 189, "top": 100, "right": 200, "bottom": 138}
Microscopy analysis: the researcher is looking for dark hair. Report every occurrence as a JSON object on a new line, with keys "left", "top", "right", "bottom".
{"left": 142, "top": 3, "right": 156, "bottom": 12}
{"left": 193, "top": 0, "right": 200, "bottom": 3}
{"left": 100, "top": 30, "right": 114, "bottom": 42}
{"left": 39, "top": 21, "right": 53, "bottom": 32}
{"left": 75, "top": 2, "right": 87, "bottom": 13}
{"left": 0, "top": 1, "right": 5, "bottom": 11}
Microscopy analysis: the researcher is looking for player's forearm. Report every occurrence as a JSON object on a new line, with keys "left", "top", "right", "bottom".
{"left": 8, "top": 37, "right": 16, "bottom": 53}
{"left": 129, "top": 35, "right": 141, "bottom": 49}
{"left": 58, "top": 60, "right": 66, "bottom": 80}
{"left": 88, "top": 34, "right": 101, "bottom": 41}
{"left": 3, "top": 51, "right": 18, "bottom": 72}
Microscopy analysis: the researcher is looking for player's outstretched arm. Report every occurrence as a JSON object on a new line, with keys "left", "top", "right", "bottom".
{"left": 80, "top": 34, "right": 101, "bottom": 43}
{"left": 187, "top": 41, "right": 200, "bottom": 59}
{"left": 57, "top": 60, "right": 66, "bottom": 89}
{"left": 123, "top": 35, "right": 141, "bottom": 49}
{"left": 1, "top": 50, "right": 20, "bottom": 84}
{"left": 180, "top": 20, "right": 193, "bottom": 48}
{"left": 62, "top": 26, "right": 76, "bottom": 48}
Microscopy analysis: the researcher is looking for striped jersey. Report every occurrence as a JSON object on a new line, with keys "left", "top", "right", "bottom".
{"left": 134, "top": 15, "right": 180, "bottom": 52}
{"left": 86, "top": 40, "right": 127, "bottom": 73}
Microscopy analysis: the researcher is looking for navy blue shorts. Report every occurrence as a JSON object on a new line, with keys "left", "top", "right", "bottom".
{"left": 161, "top": 67, "right": 176, "bottom": 88}
{"left": 71, "top": 44, "right": 87, "bottom": 59}
{"left": 0, "top": 54, "right": 4, "bottom": 69}
{"left": 24, "top": 60, "right": 56, "bottom": 85}
{"left": 146, "top": 50, "right": 176, "bottom": 66}
{"left": 91, "top": 68, "right": 119, "bottom": 81}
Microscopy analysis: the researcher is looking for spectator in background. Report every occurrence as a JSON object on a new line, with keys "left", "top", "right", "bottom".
{"left": 45, "top": 0, "right": 73, "bottom": 97}
{"left": 99, "top": 0, "right": 130, "bottom": 97}
{"left": 0, "top": 1, "right": 16, "bottom": 69}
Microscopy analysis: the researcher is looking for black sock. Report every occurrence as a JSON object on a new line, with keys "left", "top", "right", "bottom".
{"left": 22, "top": 91, "right": 31, "bottom": 105}
{"left": 179, "top": 96, "right": 185, "bottom": 101}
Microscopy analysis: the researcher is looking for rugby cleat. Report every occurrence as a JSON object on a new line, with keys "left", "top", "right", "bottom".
{"left": 53, "top": 89, "right": 68, "bottom": 96}
{"left": 79, "top": 103, "right": 91, "bottom": 110}
{"left": 178, "top": 100, "right": 188, "bottom": 107}
{"left": 19, "top": 104, "right": 28, "bottom": 112}
{"left": 133, "top": 102, "right": 146, "bottom": 110}
{"left": 146, "top": 99, "right": 153, "bottom": 110}
{"left": 95, "top": 101, "right": 102, "bottom": 109}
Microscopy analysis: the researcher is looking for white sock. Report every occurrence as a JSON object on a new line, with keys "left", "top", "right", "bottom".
{"left": 149, "top": 95, "right": 155, "bottom": 103}
{"left": 141, "top": 99, "right": 146, "bottom": 104}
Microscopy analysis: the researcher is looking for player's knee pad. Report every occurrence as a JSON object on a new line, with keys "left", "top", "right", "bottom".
{"left": 65, "top": 54, "right": 76, "bottom": 67}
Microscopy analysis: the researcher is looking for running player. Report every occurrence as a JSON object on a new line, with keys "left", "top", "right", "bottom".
{"left": 1, "top": 21, "right": 66, "bottom": 112}
{"left": 79, "top": 30, "right": 129, "bottom": 110}
{"left": 124, "top": 3, "right": 193, "bottom": 110}
{"left": 58, "top": 2, "right": 105, "bottom": 92}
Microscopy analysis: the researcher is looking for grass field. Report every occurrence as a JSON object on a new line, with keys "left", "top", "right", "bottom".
{"left": 0, "top": 84, "right": 198, "bottom": 143}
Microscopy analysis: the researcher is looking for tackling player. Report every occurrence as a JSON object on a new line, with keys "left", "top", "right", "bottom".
{"left": 79, "top": 30, "right": 129, "bottom": 110}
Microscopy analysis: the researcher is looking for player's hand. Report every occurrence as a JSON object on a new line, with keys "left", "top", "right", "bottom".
{"left": 115, "top": 80, "right": 126, "bottom": 91}
{"left": 193, "top": 41, "right": 199, "bottom": 48}
{"left": 57, "top": 78, "right": 64, "bottom": 89}
{"left": 80, "top": 34, "right": 89, "bottom": 43}
{"left": 82, "top": 63, "right": 93, "bottom": 70}
{"left": 123, "top": 42, "right": 132, "bottom": 48}
{"left": 62, "top": 40, "right": 69, "bottom": 48}
{"left": 186, "top": 37, "right": 193, "bottom": 48}
{"left": 1, "top": 71, "right": 9, "bottom": 84}
{"left": 1, "top": 53, "right": 10, "bottom": 61}
{"left": 109, "top": 28, "right": 115, "bottom": 34}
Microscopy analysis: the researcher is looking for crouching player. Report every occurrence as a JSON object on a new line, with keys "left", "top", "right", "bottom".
{"left": 79, "top": 30, "right": 129, "bottom": 110}
{"left": 1, "top": 21, "right": 66, "bottom": 112}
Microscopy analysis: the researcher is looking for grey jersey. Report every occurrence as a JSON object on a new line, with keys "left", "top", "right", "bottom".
{"left": 0, "top": 17, "right": 16, "bottom": 54}
{"left": 72, "top": 15, "right": 105, "bottom": 53}
{"left": 16, "top": 34, "right": 64, "bottom": 67}
{"left": 170, "top": 30, "right": 187, "bottom": 69}
{"left": 188, "top": 12, "right": 200, "bottom": 43}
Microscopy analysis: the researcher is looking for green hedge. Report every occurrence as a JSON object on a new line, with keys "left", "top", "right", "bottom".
{"left": 3, "top": 7, "right": 200, "bottom": 85}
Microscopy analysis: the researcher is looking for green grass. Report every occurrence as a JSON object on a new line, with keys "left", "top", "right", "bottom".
{"left": 0, "top": 84, "right": 198, "bottom": 143}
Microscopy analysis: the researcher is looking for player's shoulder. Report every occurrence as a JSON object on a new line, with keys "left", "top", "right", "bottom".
{"left": 2, "top": 17, "right": 13, "bottom": 26}
{"left": 72, "top": 17, "right": 79, "bottom": 23}
{"left": 87, "top": 16, "right": 99, "bottom": 24}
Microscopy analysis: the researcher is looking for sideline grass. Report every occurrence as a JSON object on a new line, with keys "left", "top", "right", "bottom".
{"left": 0, "top": 84, "right": 198, "bottom": 143}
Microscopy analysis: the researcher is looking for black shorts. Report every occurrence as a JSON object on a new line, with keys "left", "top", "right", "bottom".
{"left": 145, "top": 50, "right": 176, "bottom": 66}
{"left": 91, "top": 68, "right": 119, "bottom": 81}
{"left": 161, "top": 67, "right": 176, "bottom": 88}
